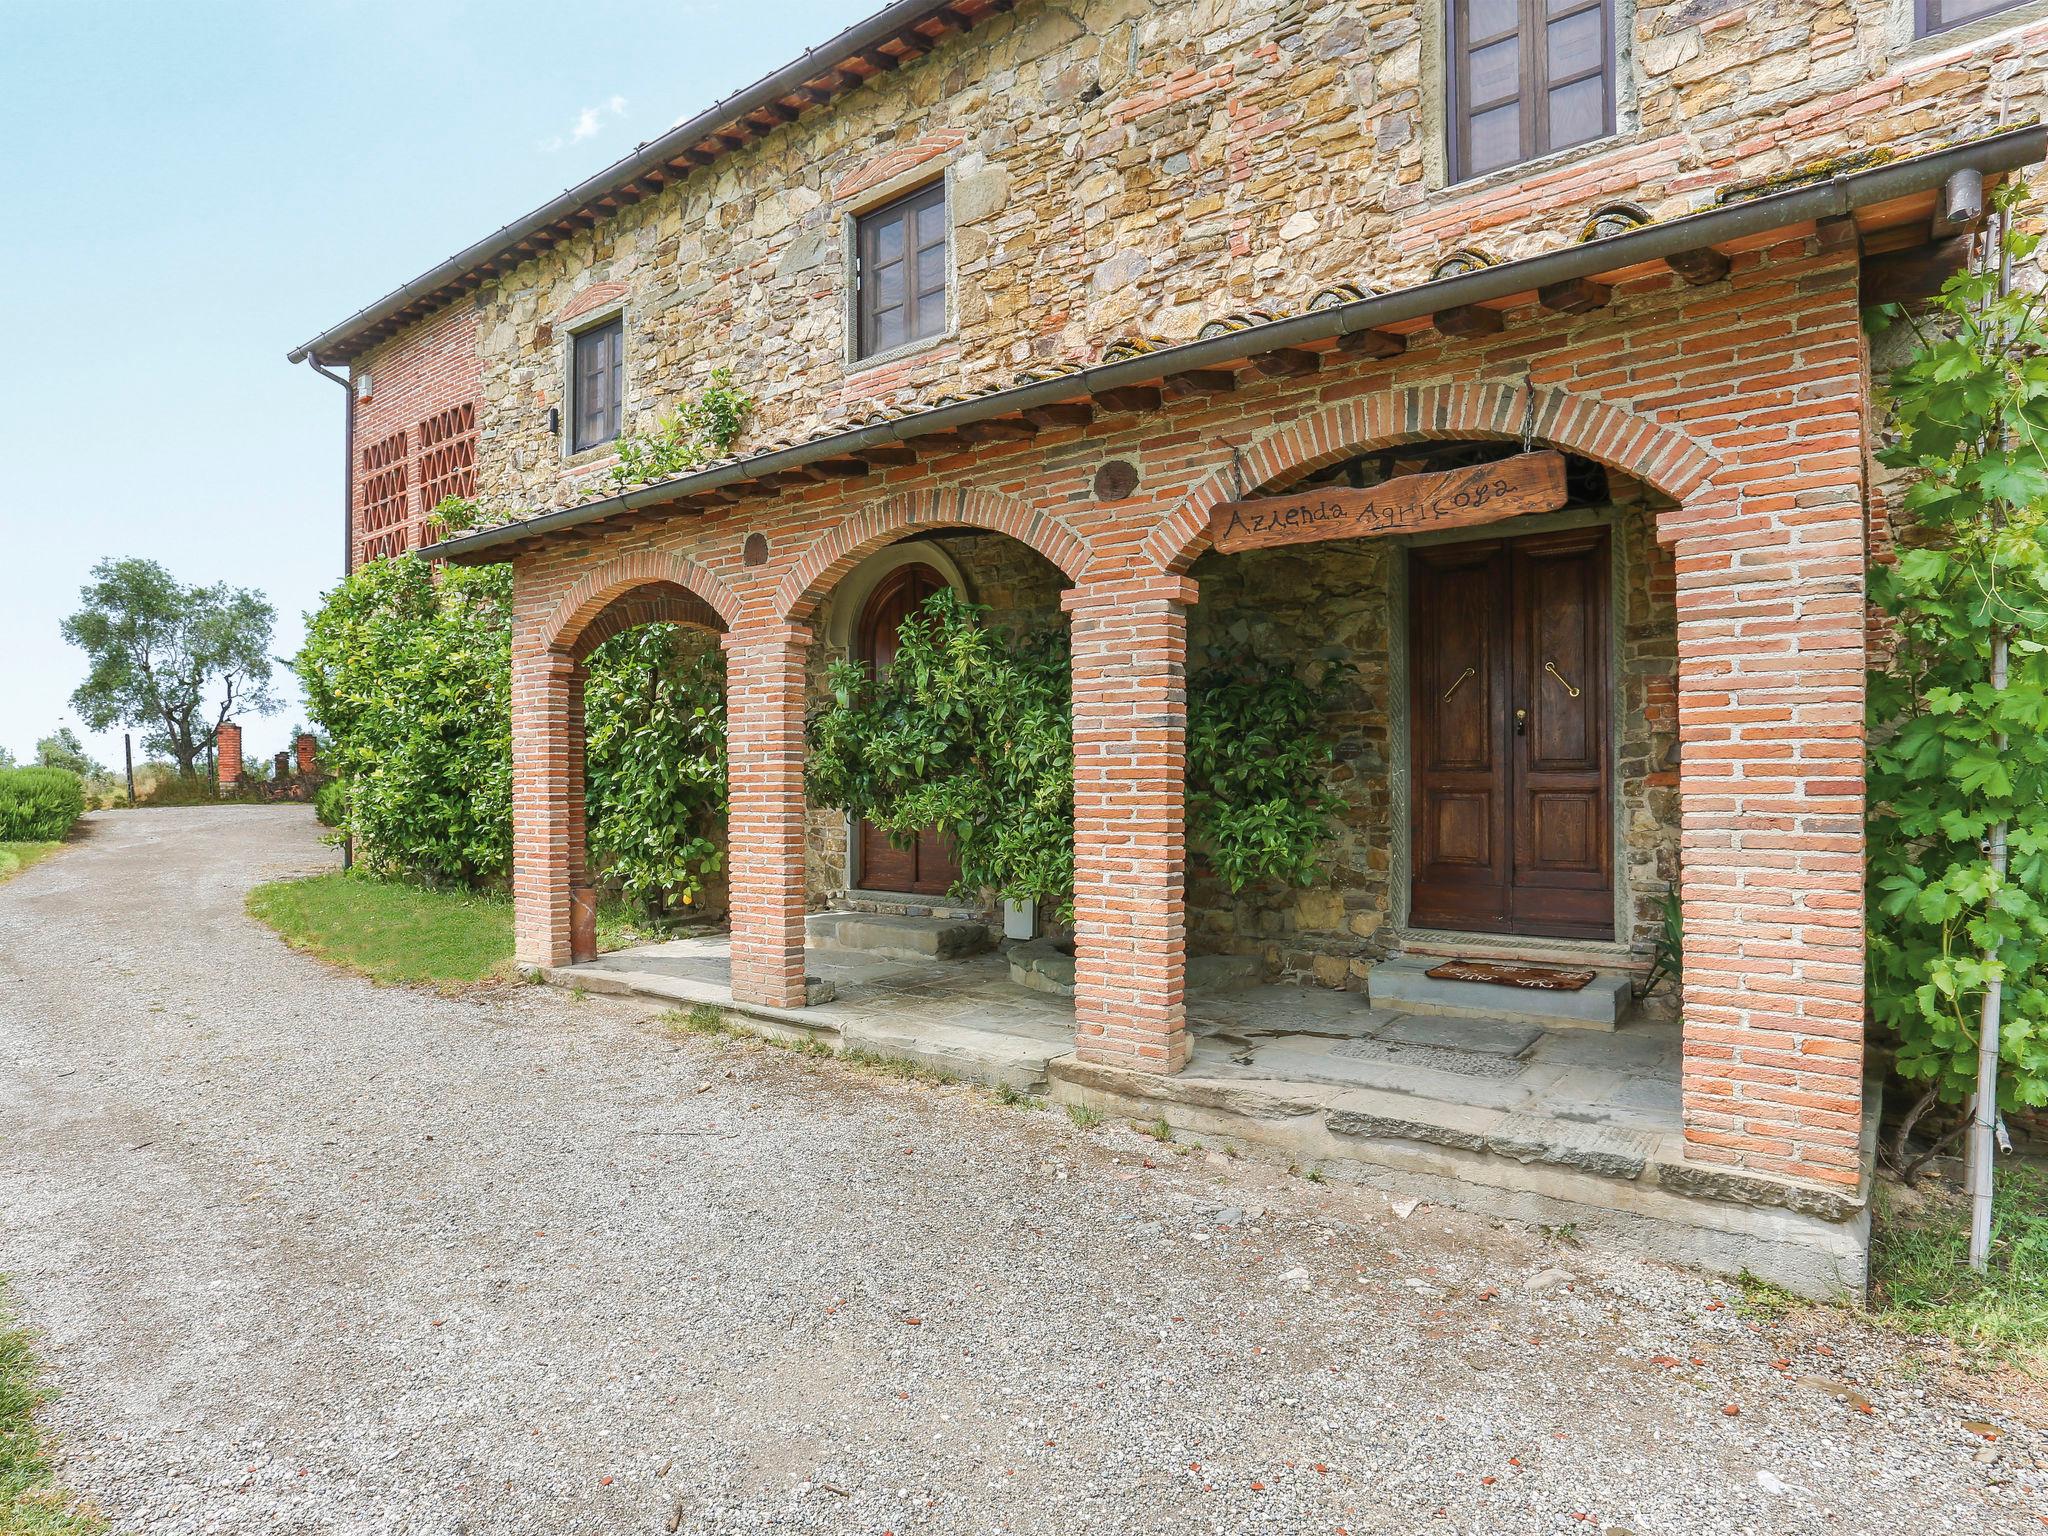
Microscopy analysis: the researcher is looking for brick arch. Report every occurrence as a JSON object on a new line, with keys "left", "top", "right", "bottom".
{"left": 540, "top": 550, "right": 741, "bottom": 660}
{"left": 774, "top": 487, "right": 1092, "bottom": 622}
{"left": 1139, "top": 384, "right": 1724, "bottom": 575}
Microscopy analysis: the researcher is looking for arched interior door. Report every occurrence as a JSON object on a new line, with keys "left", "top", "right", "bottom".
{"left": 855, "top": 563, "right": 962, "bottom": 896}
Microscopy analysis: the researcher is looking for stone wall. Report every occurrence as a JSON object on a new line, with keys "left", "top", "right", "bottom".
{"left": 1183, "top": 497, "right": 1679, "bottom": 990}
{"left": 1186, "top": 528, "right": 1396, "bottom": 985}
{"left": 332, "top": 0, "right": 2048, "bottom": 524}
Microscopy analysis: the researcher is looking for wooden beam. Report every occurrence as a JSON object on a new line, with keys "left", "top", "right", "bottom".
{"left": 861, "top": 48, "right": 900, "bottom": 71}
{"left": 1433, "top": 304, "right": 1504, "bottom": 337}
{"left": 1336, "top": 329, "right": 1407, "bottom": 360}
{"left": 1161, "top": 369, "right": 1237, "bottom": 398}
{"left": 806, "top": 457, "right": 872, "bottom": 479}
{"left": 853, "top": 443, "right": 919, "bottom": 467}
{"left": 1862, "top": 236, "right": 1971, "bottom": 307}
{"left": 758, "top": 101, "right": 801, "bottom": 124}
{"left": 1537, "top": 277, "right": 1610, "bottom": 315}
{"left": 1020, "top": 402, "right": 1095, "bottom": 430}
{"left": 1092, "top": 385, "right": 1164, "bottom": 413}
{"left": 1250, "top": 348, "right": 1321, "bottom": 379}
{"left": 894, "top": 29, "right": 932, "bottom": 55}
{"left": 955, "top": 418, "right": 1040, "bottom": 443}
{"left": 1665, "top": 247, "right": 1731, "bottom": 286}
{"left": 905, "top": 430, "right": 972, "bottom": 453}
{"left": 934, "top": 5, "right": 972, "bottom": 28}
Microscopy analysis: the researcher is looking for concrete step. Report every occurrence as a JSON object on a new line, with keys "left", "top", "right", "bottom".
{"left": 806, "top": 909, "right": 992, "bottom": 963}
{"left": 1368, "top": 954, "right": 1631, "bottom": 1031}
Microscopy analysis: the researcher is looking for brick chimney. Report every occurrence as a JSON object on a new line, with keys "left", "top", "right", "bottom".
{"left": 295, "top": 733, "right": 318, "bottom": 777}
{"left": 217, "top": 721, "right": 243, "bottom": 794}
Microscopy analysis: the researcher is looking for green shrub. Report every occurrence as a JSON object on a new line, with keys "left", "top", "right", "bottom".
{"left": 583, "top": 624, "right": 728, "bottom": 915}
{"left": 0, "top": 767, "right": 84, "bottom": 841}
{"left": 295, "top": 554, "right": 729, "bottom": 909}
{"left": 312, "top": 777, "right": 349, "bottom": 829}
{"left": 295, "top": 554, "right": 514, "bottom": 885}
{"left": 1187, "top": 649, "right": 1348, "bottom": 891}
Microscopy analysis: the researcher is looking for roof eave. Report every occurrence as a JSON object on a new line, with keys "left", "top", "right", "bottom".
{"left": 286, "top": 0, "right": 986, "bottom": 367}
{"left": 425, "top": 123, "right": 2045, "bottom": 567}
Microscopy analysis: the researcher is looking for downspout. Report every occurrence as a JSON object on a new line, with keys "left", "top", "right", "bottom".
{"left": 303, "top": 355, "right": 356, "bottom": 871}
{"left": 304, "top": 355, "right": 355, "bottom": 578}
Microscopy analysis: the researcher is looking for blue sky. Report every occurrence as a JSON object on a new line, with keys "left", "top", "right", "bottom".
{"left": 0, "top": 0, "right": 869, "bottom": 769}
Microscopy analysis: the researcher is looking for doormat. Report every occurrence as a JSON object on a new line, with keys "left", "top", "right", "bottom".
{"left": 1424, "top": 960, "right": 1598, "bottom": 992}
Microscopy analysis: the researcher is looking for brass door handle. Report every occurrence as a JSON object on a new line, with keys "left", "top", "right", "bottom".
{"left": 1514, "top": 708, "right": 1528, "bottom": 736}
{"left": 1545, "top": 661, "right": 1581, "bottom": 698}
{"left": 1441, "top": 665, "right": 1475, "bottom": 702}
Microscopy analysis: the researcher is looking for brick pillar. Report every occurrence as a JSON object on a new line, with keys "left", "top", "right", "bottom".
{"left": 512, "top": 646, "right": 586, "bottom": 968}
{"left": 1065, "top": 577, "right": 1194, "bottom": 1073}
{"left": 295, "top": 733, "right": 317, "bottom": 777}
{"left": 723, "top": 622, "right": 811, "bottom": 1008}
{"left": 1671, "top": 488, "right": 1867, "bottom": 1189}
{"left": 216, "top": 722, "right": 242, "bottom": 793}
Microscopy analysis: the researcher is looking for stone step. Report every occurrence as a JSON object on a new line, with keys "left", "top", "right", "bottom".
{"left": 806, "top": 909, "right": 992, "bottom": 962}
{"left": 1368, "top": 954, "right": 1631, "bottom": 1031}
{"left": 827, "top": 889, "right": 989, "bottom": 922}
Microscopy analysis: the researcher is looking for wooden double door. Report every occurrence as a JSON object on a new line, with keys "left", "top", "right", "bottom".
{"left": 855, "top": 563, "right": 960, "bottom": 896}
{"left": 1408, "top": 526, "right": 1614, "bottom": 941}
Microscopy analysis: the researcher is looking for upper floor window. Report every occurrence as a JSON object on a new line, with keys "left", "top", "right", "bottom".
{"left": 571, "top": 316, "right": 623, "bottom": 452}
{"left": 1917, "top": 0, "right": 2025, "bottom": 32}
{"left": 855, "top": 181, "right": 948, "bottom": 359}
{"left": 1449, "top": 0, "right": 1616, "bottom": 182}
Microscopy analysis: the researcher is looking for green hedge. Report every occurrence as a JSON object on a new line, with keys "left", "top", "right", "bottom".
{"left": 0, "top": 767, "right": 85, "bottom": 841}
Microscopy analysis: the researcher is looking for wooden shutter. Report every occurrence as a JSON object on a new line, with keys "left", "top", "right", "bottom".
{"left": 856, "top": 181, "right": 948, "bottom": 359}
{"left": 1919, "top": 0, "right": 2021, "bottom": 33}
{"left": 1450, "top": 0, "right": 1614, "bottom": 182}
{"left": 572, "top": 318, "right": 623, "bottom": 452}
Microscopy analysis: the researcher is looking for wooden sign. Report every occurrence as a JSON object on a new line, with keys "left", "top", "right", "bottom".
{"left": 1207, "top": 450, "right": 1568, "bottom": 554}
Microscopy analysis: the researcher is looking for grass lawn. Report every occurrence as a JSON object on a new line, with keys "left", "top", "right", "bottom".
{"left": 247, "top": 873, "right": 522, "bottom": 989}
{"left": 246, "top": 872, "right": 652, "bottom": 990}
{"left": 1868, "top": 1164, "right": 2048, "bottom": 1369}
{"left": 0, "top": 1285, "right": 102, "bottom": 1535}
{"left": 0, "top": 845, "right": 61, "bottom": 885}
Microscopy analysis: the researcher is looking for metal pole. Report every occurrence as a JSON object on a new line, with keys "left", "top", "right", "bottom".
{"left": 124, "top": 733, "right": 135, "bottom": 804}
{"left": 1969, "top": 205, "right": 2017, "bottom": 1272}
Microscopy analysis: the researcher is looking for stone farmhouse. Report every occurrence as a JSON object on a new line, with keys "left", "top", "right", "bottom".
{"left": 289, "top": 0, "right": 2048, "bottom": 1296}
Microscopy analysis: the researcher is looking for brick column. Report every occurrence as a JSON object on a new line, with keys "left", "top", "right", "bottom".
{"left": 723, "top": 622, "right": 811, "bottom": 1008}
{"left": 1671, "top": 490, "right": 1867, "bottom": 1189}
{"left": 216, "top": 721, "right": 242, "bottom": 794}
{"left": 1065, "top": 577, "right": 1194, "bottom": 1073}
{"left": 295, "top": 733, "right": 318, "bottom": 777}
{"left": 512, "top": 645, "right": 586, "bottom": 968}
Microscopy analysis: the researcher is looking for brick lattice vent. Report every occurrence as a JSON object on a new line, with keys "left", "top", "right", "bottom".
{"left": 360, "top": 428, "right": 411, "bottom": 562}
{"left": 416, "top": 402, "right": 477, "bottom": 543}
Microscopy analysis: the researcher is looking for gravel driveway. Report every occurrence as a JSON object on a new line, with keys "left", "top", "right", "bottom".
{"left": 0, "top": 807, "right": 2040, "bottom": 1535}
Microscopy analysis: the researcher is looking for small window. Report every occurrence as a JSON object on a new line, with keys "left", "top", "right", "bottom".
{"left": 1917, "top": 0, "right": 2024, "bottom": 33}
{"left": 855, "top": 181, "right": 948, "bottom": 359}
{"left": 1449, "top": 0, "right": 1616, "bottom": 182}
{"left": 571, "top": 316, "right": 623, "bottom": 452}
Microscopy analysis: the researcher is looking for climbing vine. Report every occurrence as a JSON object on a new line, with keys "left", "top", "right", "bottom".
{"left": 1867, "top": 185, "right": 2048, "bottom": 1164}
{"left": 607, "top": 369, "right": 755, "bottom": 491}
{"left": 583, "top": 624, "right": 729, "bottom": 915}
{"left": 807, "top": 589, "right": 1075, "bottom": 908}
{"left": 805, "top": 590, "right": 1346, "bottom": 909}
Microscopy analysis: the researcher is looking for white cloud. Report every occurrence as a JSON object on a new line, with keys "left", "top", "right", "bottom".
{"left": 543, "top": 95, "right": 627, "bottom": 152}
